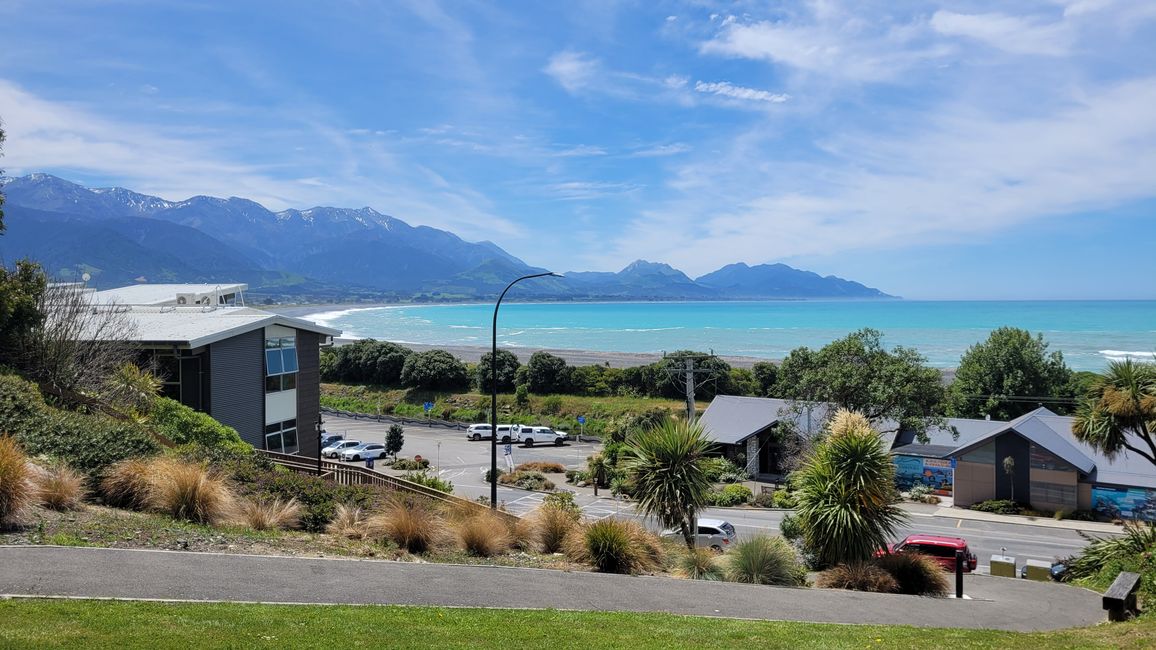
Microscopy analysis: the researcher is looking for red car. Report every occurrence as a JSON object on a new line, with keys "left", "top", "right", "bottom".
{"left": 880, "top": 534, "right": 978, "bottom": 572}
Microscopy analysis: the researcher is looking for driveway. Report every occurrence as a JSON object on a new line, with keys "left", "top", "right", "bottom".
{"left": 0, "top": 546, "right": 1103, "bottom": 632}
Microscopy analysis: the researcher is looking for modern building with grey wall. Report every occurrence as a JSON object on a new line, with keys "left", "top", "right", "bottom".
{"left": 89, "top": 284, "right": 340, "bottom": 456}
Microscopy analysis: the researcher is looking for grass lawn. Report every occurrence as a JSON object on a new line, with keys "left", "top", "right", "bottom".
{"left": 0, "top": 599, "right": 1153, "bottom": 650}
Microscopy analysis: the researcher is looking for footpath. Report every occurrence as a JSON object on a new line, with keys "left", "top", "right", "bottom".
{"left": 0, "top": 546, "right": 1103, "bottom": 632}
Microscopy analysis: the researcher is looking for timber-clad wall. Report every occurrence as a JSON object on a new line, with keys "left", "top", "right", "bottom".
{"left": 210, "top": 329, "right": 265, "bottom": 447}
{"left": 296, "top": 330, "right": 321, "bottom": 457}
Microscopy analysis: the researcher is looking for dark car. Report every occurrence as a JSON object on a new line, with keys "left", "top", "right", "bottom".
{"left": 1020, "top": 561, "right": 1068, "bottom": 581}
{"left": 319, "top": 433, "right": 344, "bottom": 448}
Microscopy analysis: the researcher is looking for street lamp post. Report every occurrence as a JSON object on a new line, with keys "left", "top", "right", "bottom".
{"left": 491, "top": 272, "right": 558, "bottom": 509}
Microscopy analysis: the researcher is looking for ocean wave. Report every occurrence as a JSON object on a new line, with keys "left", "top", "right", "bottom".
{"left": 448, "top": 325, "right": 482, "bottom": 329}
{"left": 620, "top": 327, "right": 684, "bottom": 332}
{"left": 1099, "top": 350, "right": 1156, "bottom": 361}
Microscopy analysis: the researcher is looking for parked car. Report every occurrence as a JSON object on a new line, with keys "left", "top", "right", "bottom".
{"left": 880, "top": 534, "right": 978, "bottom": 572}
{"left": 1020, "top": 561, "right": 1068, "bottom": 581}
{"left": 338, "top": 443, "right": 387, "bottom": 462}
{"left": 321, "top": 439, "right": 360, "bottom": 458}
{"left": 319, "top": 433, "right": 344, "bottom": 448}
{"left": 515, "top": 426, "right": 566, "bottom": 447}
{"left": 660, "top": 518, "right": 738, "bottom": 551}
{"left": 466, "top": 424, "right": 492, "bottom": 441}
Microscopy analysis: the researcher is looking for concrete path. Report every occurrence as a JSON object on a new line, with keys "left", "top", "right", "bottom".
{"left": 935, "top": 507, "right": 1123, "bottom": 534}
{"left": 0, "top": 546, "right": 1103, "bottom": 632}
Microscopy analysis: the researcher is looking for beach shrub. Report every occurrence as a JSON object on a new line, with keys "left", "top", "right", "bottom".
{"left": 148, "top": 397, "right": 248, "bottom": 452}
{"left": 34, "top": 463, "right": 87, "bottom": 511}
{"left": 326, "top": 503, "right": 369, "bottom": 539}
{"left": 514, "top": 461, "right": 566, "bottom": 474}
{"left": 323, "top": 339, "right": 413, "bottom": 385}
{"left": 0, "top": 436, "right": 33, "bottom": 525}
{"left": 702, "top": 457, "right": 748, "bottom": 483}
{"left": 752, "top": 491, "right": 776, "bottom": 508}
{"left": 779, "top": 513, "right": 803, "bottom": 541}
{"left": 253, "top": 470, "right": 377, "bottom": 532}
{"left": 400, "top": 350, "right": 470, "bottom": 391}
{"left": 402, "top": 471, "right": 454, "bottom": 494}
{"left": 498, "top": 470, "right": 554, "bottom": 492}
{"left": 874, "top": 553, "right": 950, "bottom": 596}
{"left": 454, "top": 510, "right": 512, "bottom": 557}
{"left": 540, "top": 395, "right": 563, "bottom": 415}
{"left": 476, "top": 349, "right": 520, "bottom": 393}
{"left": 233, "top": 497, "right": 302, "bottom": 531}
{"left": 533, "top": 505, "right": 579, "bottom": 554}
{"left": 772, "top": 490, "right": 797, "bottom": 509}
{"left": 367, "top": 497, "right": 445, "bottom": 554}
{"left": 391, "top": 457, "right": 430, "bottom": 471}
{"left": 146, "top": 458, "right": 233, "bottom": 524}
{"left": 526, "top": 352, "right": 571, "bottom": 394}
{"left": 565, "top": 518, "right": 663, "bottom": 574}
{"left": 485, "top": 467, "right": 505, "bottom": 484}
{"left": 542, "top": 490, "right": 581, "bottom": 517}
{"left": 99, "top": 458, "right": 155, "bottom": 510}
{"left": 723, "top": 535, "right": 806, "bottom": 586}
{"left": 969, "top": 499, "right": 1025, "bottom": 515}
{"left": 707, "top": 484, "right": 752, "bottom": 507}
{"left": 817, "top": 563, "right": 899, "bottom": 593}
{"left": 676, "top": 547, "right": 725, "bottom": 581}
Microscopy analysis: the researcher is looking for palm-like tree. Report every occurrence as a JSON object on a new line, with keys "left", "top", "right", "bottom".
{"left": 795, "top": 410, "right": 908, "bottom": 567}
{"left": 624, "top": 420, "right": 713, "bottom": 550}
{"left": 1072, "top": 359, "right": 1156, "bottom": 467}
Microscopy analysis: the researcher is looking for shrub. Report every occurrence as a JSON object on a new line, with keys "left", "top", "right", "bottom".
{"left": 779, "top": 513, "right": 803, "bottom": 542}
{"left": 100, "top": 458, "right": 155, "bottom": 510}
{"left": 564, "top": 518, "right": 663, "bottom": 574}
{"left": 485, "top": 467, "right": 505, "bottom": 484}
{"left": 400, "top": 349, "right": 470, "bottom": 391}
{"left": 35, "top": 463, "right": 86, "bottom": 511}
{"left": 326, "top": 503, "right": 369, "bottom": 539}
{"left": 752, "top": 492, "right": 775, "bottom": 508}
{"left": 1066, "top": 522, "right": 1156, "bottom": 581}
{"left": 233, "top": 497, "right": 302, "bottom": 531}
{"left": 542, "top": 491, "right": 582, "bottom": 518}
{"left": 455, "top": 510, "right": 512, "bottom": 556}
{"left": 723, "top": 535, "right": 806, "bottom": 586}
{"left": 0, "top": 436, "right": 33, "bottom": 525}
{"left": 515, "top": 462, "right": 566, "bottom": 474}
{"left": 250, "top": 469, "right": 377, "bottom": 533}
{"left": 817, "top": 563, "right": 899, "bottom": 593}
{"left": 146, "top": 459, "right": 234, "bottom": 524}
{"left": 148, "top": 397, "right": 248, "bottom": 452}
{"left": 701, "top": 457, "right": 748, "bottom": 483}
{"left": 969, "top": 499, "right": 1026, "bottom": 515}
{"left": 772, "top": 490, "right": 797, "bottom": 509}
{"left": 367, "top": 497, "right": 445, "bottom": 554}
{"left": 540, "top": 395, "right": 563, "bottom": 415}
{"left": 707, "top": 484, "right": 752, "bottom": 507}
{"left": 874, "top": 552, "right": 950, "bottom": 596}
{"left": 676, "top": 547, "right": 724, "bottom": 581}
{"left": 498, "top": 470, "right": 554, "bottom": 492}
{"left": 533, "top": 506, "right": 578, "bottom": 554}
{"left": 401, "top": 471, "right": 453, "bottom": 494}
{"left": 391, "top": 457, "right": 430, "bottom": 471}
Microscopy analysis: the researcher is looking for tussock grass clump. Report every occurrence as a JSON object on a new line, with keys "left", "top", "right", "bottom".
{"left": 564, "top": 518, "right": 663, "bottom": 574}
{"left": 817, "top": 562, "right": 899, "bottom": 593}
{"left": 100, "top": 458, "right": 157, "bottom": 510}
{"left": 326, "top": 503, "right": 369, "bottom": 539}
{"left": 146, "top": 458, "right": 234, "bottom": 524}
{"left": 0, "top": 436, "right": 34, "bottom": 525}
{"left": 510, "top": 516, "right": 537, "bottom": 551}
{"left": 454, "top": 510, "right": 512, "bottom": 557}
{"left": 367, "top": 497, "right": 445, "bottom": 554}
{"left": 532, "top": 506, "right": 579, "bottom": 554}
{"left": 35, "top": 463, "right": 87, "bottom": 511}
{"left": 874, "top": 553, "right": 949, "bottom": 596}
{"left": 514, "top": 462, "right": 566, "bottom": 474}
{"left": 234, "top": 497, "right": 302, "bottom": 531}
{"left": 676, "top": 547, "right": 724, "bottom": 581}
{"left": 724, "top": 535, "right": 806, "bottom": 586}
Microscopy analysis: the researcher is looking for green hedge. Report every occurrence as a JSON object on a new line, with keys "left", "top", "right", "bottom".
{"left": 707, "top": 484, "right": 753, "bottom": 507}
{"left": 0, "top": 373, "right": 159, "bottom": 477}
{"left": 148, "top": 397, "right": 249, "bottom": 452}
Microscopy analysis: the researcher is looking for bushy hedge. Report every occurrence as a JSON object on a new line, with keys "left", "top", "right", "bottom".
{"left": 0, "top": 373, "right": 160, "bottom": 478}
{"left": 706, "top": 484, "right": 752, "bottom": 507}
{"left": 250, "top": 468, "right": 379, "bottom": 532}
{"left": 149, "top": 397, "right": 249, "bottom": 452}
{"left": 969, "top": 499, "right": 1026, "bottom": 515}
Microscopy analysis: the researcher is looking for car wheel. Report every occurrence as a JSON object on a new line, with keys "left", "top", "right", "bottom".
{"left": 525, "top": 438, "right": 534, "bottom": 447}
{"left": 501, "top": 436, "right": 510, "bottom": 443}
{"left": 710, "top": 545, "right": 723, "bottom": 552}
{"left": 554, "top": 438, "right": 564, "bottom": 446}
{"left": 472, "top": 433, "right": 480, "bottom": 441}
{"left": 352, "top": 455, "right": 360, "bottom": 461}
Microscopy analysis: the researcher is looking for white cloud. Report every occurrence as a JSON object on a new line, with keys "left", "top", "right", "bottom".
{"left": 931, "top": 11, "right": 1071, "bottom": 56}
{"left": 630, "top": 142, "right": 692, "bottom": 157}
{"left": 694, "top": 80, "right": 789, "bottom": 103}
{"left": 550, "top": 181, "right": 641, "bottom": 200}
{"left": 543, "top": 50, "right": 603, "bottom": 94}
{"left": 554, "top": 144, "right": 607, "bottom": 157}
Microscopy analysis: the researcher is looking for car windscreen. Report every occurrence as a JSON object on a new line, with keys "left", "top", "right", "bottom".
{"left": 907, "top": 543, "right": 960, "bottom": 558}
{"left": 720, "top": 522, "right": 736, "bottom": 536}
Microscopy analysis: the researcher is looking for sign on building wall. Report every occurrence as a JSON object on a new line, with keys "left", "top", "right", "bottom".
{"left": 894, "top": 456, "right": 954, "bottom": 496}
{"left": 1092, "top": 485, "right": 1156, "bottom": 521}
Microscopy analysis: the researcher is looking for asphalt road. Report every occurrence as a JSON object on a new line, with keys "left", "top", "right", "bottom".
{"left": 0, "top": 546, "right": 1105, "bottom": 631}
{"left": 323, "top": 415, "right": 1100, "bottom": 573}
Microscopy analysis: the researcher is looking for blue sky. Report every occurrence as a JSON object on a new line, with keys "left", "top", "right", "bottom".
{"left": 1, "top": 0, "right": 1154, "bottom": 299}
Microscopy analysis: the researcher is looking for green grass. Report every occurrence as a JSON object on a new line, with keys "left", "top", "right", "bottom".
{"left": 0, "top": 599, "right": 1153, "bottom": 649}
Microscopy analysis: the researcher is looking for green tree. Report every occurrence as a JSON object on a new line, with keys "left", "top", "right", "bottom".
{"left": 399, "top": 349, "right": 469, "bottom": 391}
{"left": 646, "top": 351, "right": 735, "bottom": 401}
{"left": 326, "top": 339, "right": 412, "bottom": 385}
{"left": 525, "top": 351, "right": 571, "bottom": 394}
{"left": 751, "top": 361, "right": 778, "bottom": 396}
{"left": 0, "top": 260, "right": 47, "bottom": 369}
{"left": 476, "top": 348, "right": 520, "bottom": 393}
{"left": 794, "top": 410, "right": 908, "bottom": 567}
{"left": 1072, "top": 359, "right": 1156, "bottom": 467}
{"left": 623, "top": 420, "right": 713, "bottom": 550}
{"left": 385, "top": 423, "right": 404, "bottom": 459}
{"left": 947, "top": 327, "right": 1074, "bottom": 420}
{"left": 775, "top": 329, "right": 946, "bottom": 439}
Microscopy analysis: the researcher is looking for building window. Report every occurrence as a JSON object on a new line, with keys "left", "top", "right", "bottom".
{"left": 264, "top": 419, "right": 298, "bottom": 454}
{"left": 1030, "top": 443, "right": 1075, "bottom": 472}
{"left": 265, "top": 336, "right": 298, "bottom": 393}
{"left": 1030, "top": 481, "right": 1077, "bottom": 510}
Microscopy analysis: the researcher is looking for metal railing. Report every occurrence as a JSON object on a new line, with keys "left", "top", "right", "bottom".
{"left": 320, "top": 406, "right": 468, "bottom": 430}
{"left": 255, "top": 449, "right": 517, "bottom": 523}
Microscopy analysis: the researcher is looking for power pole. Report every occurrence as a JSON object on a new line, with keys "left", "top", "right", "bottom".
{"left": 663, "top": 351, "right": 722, "bottom": 425}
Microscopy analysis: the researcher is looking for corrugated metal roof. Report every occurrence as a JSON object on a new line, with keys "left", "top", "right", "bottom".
{"left": 89, "top": 305, "right": 341, "bottom": 348}
{"left": 698, "top": 395, "right": 830, "bottom": 445}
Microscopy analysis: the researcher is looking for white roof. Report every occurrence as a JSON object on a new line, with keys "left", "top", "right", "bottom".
{"left": 91, "top": 283, "right": 248, "bottom": 306}
{"left": 93, "top": 305, "right": 341, "bottom": 348}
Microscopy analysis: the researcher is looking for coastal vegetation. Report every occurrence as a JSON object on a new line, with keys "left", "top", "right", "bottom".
{"left": 1073, "top": 359, "right": 1156, "bottom": 468}
{"left": 623, "top": 420, "right": 713, "bottom": 549}
{"left": 947, "top": 326, "right": 1078, "bottom": 420}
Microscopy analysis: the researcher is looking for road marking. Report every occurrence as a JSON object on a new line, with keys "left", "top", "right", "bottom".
{"left": 957, "top": 519, "right": 962, "bottom": 528}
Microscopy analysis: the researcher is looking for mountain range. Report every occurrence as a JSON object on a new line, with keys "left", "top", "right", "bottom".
{"left": 0, "top": 174, "right": 893, "bottom": 302}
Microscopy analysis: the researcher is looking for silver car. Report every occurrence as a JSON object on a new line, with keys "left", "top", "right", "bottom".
{"left": 661, "top": 518, "right": 738, "bottom": 551}
{"left": 338, "top": 443, "right": 387, "bottom": 462}
{"left": 321, "top": 439, "right": 360, "bottom": 458}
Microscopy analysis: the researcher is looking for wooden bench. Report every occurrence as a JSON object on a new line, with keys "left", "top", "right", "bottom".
{"left": 1103, "top": 571, "right": 1141, "bottom": 622}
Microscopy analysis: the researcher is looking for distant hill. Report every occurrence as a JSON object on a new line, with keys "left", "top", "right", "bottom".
{"left": 0, "top": 174, "right": 893, "bottom": 301}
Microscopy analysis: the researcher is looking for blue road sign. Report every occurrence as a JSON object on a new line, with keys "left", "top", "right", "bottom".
{"left": 577, "top": 416, "right": 586, "bottom": 425}
{"left": 423, "top": 401, "right": 434, "bottom": 413}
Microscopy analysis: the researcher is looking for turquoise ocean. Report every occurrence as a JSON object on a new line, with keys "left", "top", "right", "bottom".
{"left": 306, "top": 301, "right": 1156, "bottom": 371}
